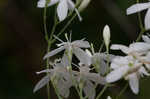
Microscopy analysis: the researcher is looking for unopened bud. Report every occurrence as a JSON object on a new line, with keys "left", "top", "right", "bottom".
{"left": 78, "top": 0, "right": 91, "bottom": 11}
{"left": 103, "top": 25, "right": 110, "bottom": 49}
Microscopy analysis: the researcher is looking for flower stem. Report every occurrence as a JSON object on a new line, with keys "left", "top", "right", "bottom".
{"left": 79, "top": 82, "right": 84, "bottom": 99}
{"left": 51, "top": 13, "right": 77, "bottom": 44}
{"left": 96, "top": 84, "right": 108, "bottom": 99}
{"left": 43, "top": 0, "right": 51, "bottom": 99}
{"left": 136, "top": 0, "right": 145, "bottom": 42}
{"left": 136, "top": 28, "right": 145, "bottom": 42}
{"left": 116, "top": 83, "right": 128, "bottom": 99}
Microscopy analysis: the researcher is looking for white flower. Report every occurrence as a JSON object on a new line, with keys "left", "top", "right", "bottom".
{"left": 78, "top": 0, "right": 91, "bottom": 11}
{"left": 43, "top": 35, "right": 91, "bottom": 65}
{"left": 111, "top": 42, "right": 150, "bottom": 55}
{"left": 126, "top": 2, "right": 150, "bottom": 30}
{"left": 85, "top": 49, "right": 115, "bottom": 75}
{"left": 34, "top": 56, "right": 73, "bottom": 98}
{"left": 107, "top": 96, "right": 112, "bottom": 99}
{"left": 103, "top": 25, "right": 111, "bottom": 48}
{"left": 37, "top": 0, "right": 82, "bottom": 21}
{"left": 106, "top": 55, "right": 150, "bottom": 94}
{"left": 106, "top": 42, "right": 150, "bottom": 94}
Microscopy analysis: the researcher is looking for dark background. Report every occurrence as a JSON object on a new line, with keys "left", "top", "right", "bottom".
{"left": 0, "top": 0, "right": 150, "bottom": 99}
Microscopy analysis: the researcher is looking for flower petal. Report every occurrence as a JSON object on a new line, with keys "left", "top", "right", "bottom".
{"left": 145, "top": 8, "right": 150, "bottom": 30}
{"left": 43, "top": 46, "right": 65, "bottom": 59}
{"left": 73, "top": 47, "right": 91, "bottom": 65}
{"left": 61, "top": 52, "right": 70, "bottom": 67}
{"left": 55, "top": 78, "right": 71, "bottom": 98}
{"left": 128, "top": 73, "right": 139, "bottom": 94}
{"left": 36, "top": 69, "right": 51, "bottom": 74}
{"left": 129, "top": 42, "right": 150, "bottom": 52}
{"left": 126, "top": 3, "right": 150, "bottom": 15}
{"left": 110, "top": 44, "right": 129, "bottom": 54}
{"left": 72, "top": 40, "right": 90, "bottom": 48}
{"left": 57, "top": 0, "right": 68, "bottom": 21}
{"left": 142, "top": 35, "right": 150, "bottom": 43}
{"left": 83, "top": 80, "right": 95, "bottom": 99}
{"left": 37, "top": 0, "right": 59, "bottom": 8}
{"left": 67, "top": 0, "right": 75, "bottom": 10}
{"left": 33, "top": 74, "right": 51, "bottom": 93}
{"left": 106, "top": 66, "right": 129, "bottom": 83}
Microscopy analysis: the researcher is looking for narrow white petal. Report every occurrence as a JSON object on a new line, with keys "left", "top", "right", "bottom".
{"left": 47, "top": 0, "right": 59, "bottom": 6}
{"left": 57, "top": 0, "right": 68, "bottom": 21}
{"left": 73, "top": 47, "right": 91, "bottom": 65}
{"left": 110, "top": 44, "right": 129, "bottom": 54}
{"left": 37, "top": 0, "right": 59, "bottom": 8}
{"left": 85, "top": 72, "right": 106, "bottom": 85}
{"left": 72, "top": 40, "right": 90, "bottom": 48}
{"left": 106, "top": 66, "right": 129, "bottom": 83}
{"left": 43, "top": 46, "right": 65, "bottom": 59}
{"left": 83, "top": 81, "right": 95, "bottom": 99}
{"left": 37, "top": 0, "right": 46, "bottom": 8}
{"left": 142, "top": 35, "right": 150, "bottom": 43}
{"left": 33, "top": 74, "right": 51, "bottom": 93}
{"left": 56, "top": 78, "right": 71, "bottom": 98}
{"left": 127, "top": 3, "right": 150, "bottom": 15}
{"left": 110, "top": 63, "right": 120, "bottom": 69}
{"left": 36, "top": 69, "right": 51, "bottom": 74}
{"left": 145, "top": 9, "right": 150, "bottom": 30}
{"left": 128, "top": 73, "right": 139, "bottom": 94}
{"left": 61, "top": 53, "right": 70, "bottom": 67}
{"left": 111, "top": 56, "right": 129, "bottom": 68}
{"left": 130, "top": 42, "right": 150, "bottom": 52}
{"left": 67, "top": 0, "right": 75, "bottom": 10}
{"left": 85, "top": 49, "right": 92, "bottom": 57}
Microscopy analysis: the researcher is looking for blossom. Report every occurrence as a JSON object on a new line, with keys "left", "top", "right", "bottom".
{"left": 43, "top": 36, "right": 91, "bottom": 65}
{"left": 37, "top": 0, "right": 82, "bottom": 21}
{"left": 106, "top": 42, "right": 150, "bottom": 94}
{"left": 106, "top": 55, "right": 150, "bottom": 94}
{"left": 85, "top": 49, "right": 115, "bottom": 75}
{"left": 75, "top": 63, "right": 106, "bottom": 99}
{"left": 107, "top": 96, "right": 112, "bottom": 99}
{"left": 126, "top": 2, "right": 150, "bottom": 30}
{"left": 33, "top": 55, "right": 73, "bottom": 98}
{"left": 103, "top": 25, "right": 111, "bottom": 48}
{"left": 78, "top": 0, "right": 91, "bottom": 11}
{"left": 110, "top": 42, "right": 150, "bottom": 55}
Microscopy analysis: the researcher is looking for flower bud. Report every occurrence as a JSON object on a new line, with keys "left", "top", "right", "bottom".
{"left": 78, "top": 0, "right": 91, "bottom": 12}
{"left": 107, "top": 96, "right": 112, "bottom": 99}
{"left": 103, "top": 25, "right": 110, "bottom": 49}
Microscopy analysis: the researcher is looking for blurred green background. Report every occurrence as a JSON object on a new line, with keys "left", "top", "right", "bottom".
{"left": 0, "top": 0, "right": 150, "bottom": 99}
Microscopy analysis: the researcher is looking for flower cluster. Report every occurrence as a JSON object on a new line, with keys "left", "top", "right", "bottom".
{"left": 33, "top": 0, "right": 150, "bottom": 99}
{"left": 106, "top": 36, "right": 150, "bottom": 94}
{"left": 34, "top": 33, "right": 109, "bottom": 98}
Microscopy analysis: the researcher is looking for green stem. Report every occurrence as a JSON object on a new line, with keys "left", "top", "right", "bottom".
{"left": 116, "top": 83, "right": 128, "bottom": 99}
{"left": 136, "top": 28, "right": 145, "bottom": 42}
{"left": 136, "top": 0, "right": 145, "bottom": 42}
{"left": 48, "top": 5, "right": 58, "bottom": 49}
{"left": 79, "top": 82, "right": 84, "bottom": 99}
{"left": 96, "top": 46, "right": 110, "bottom": 99}
{"left": 51, "top": 13, "right": 77, "bottom": 44}
{"left": 43, "top": 0, "right": 51, "bottom": 99}
{"left": 96, "top": 84, "right": 108, "bottom": 99}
